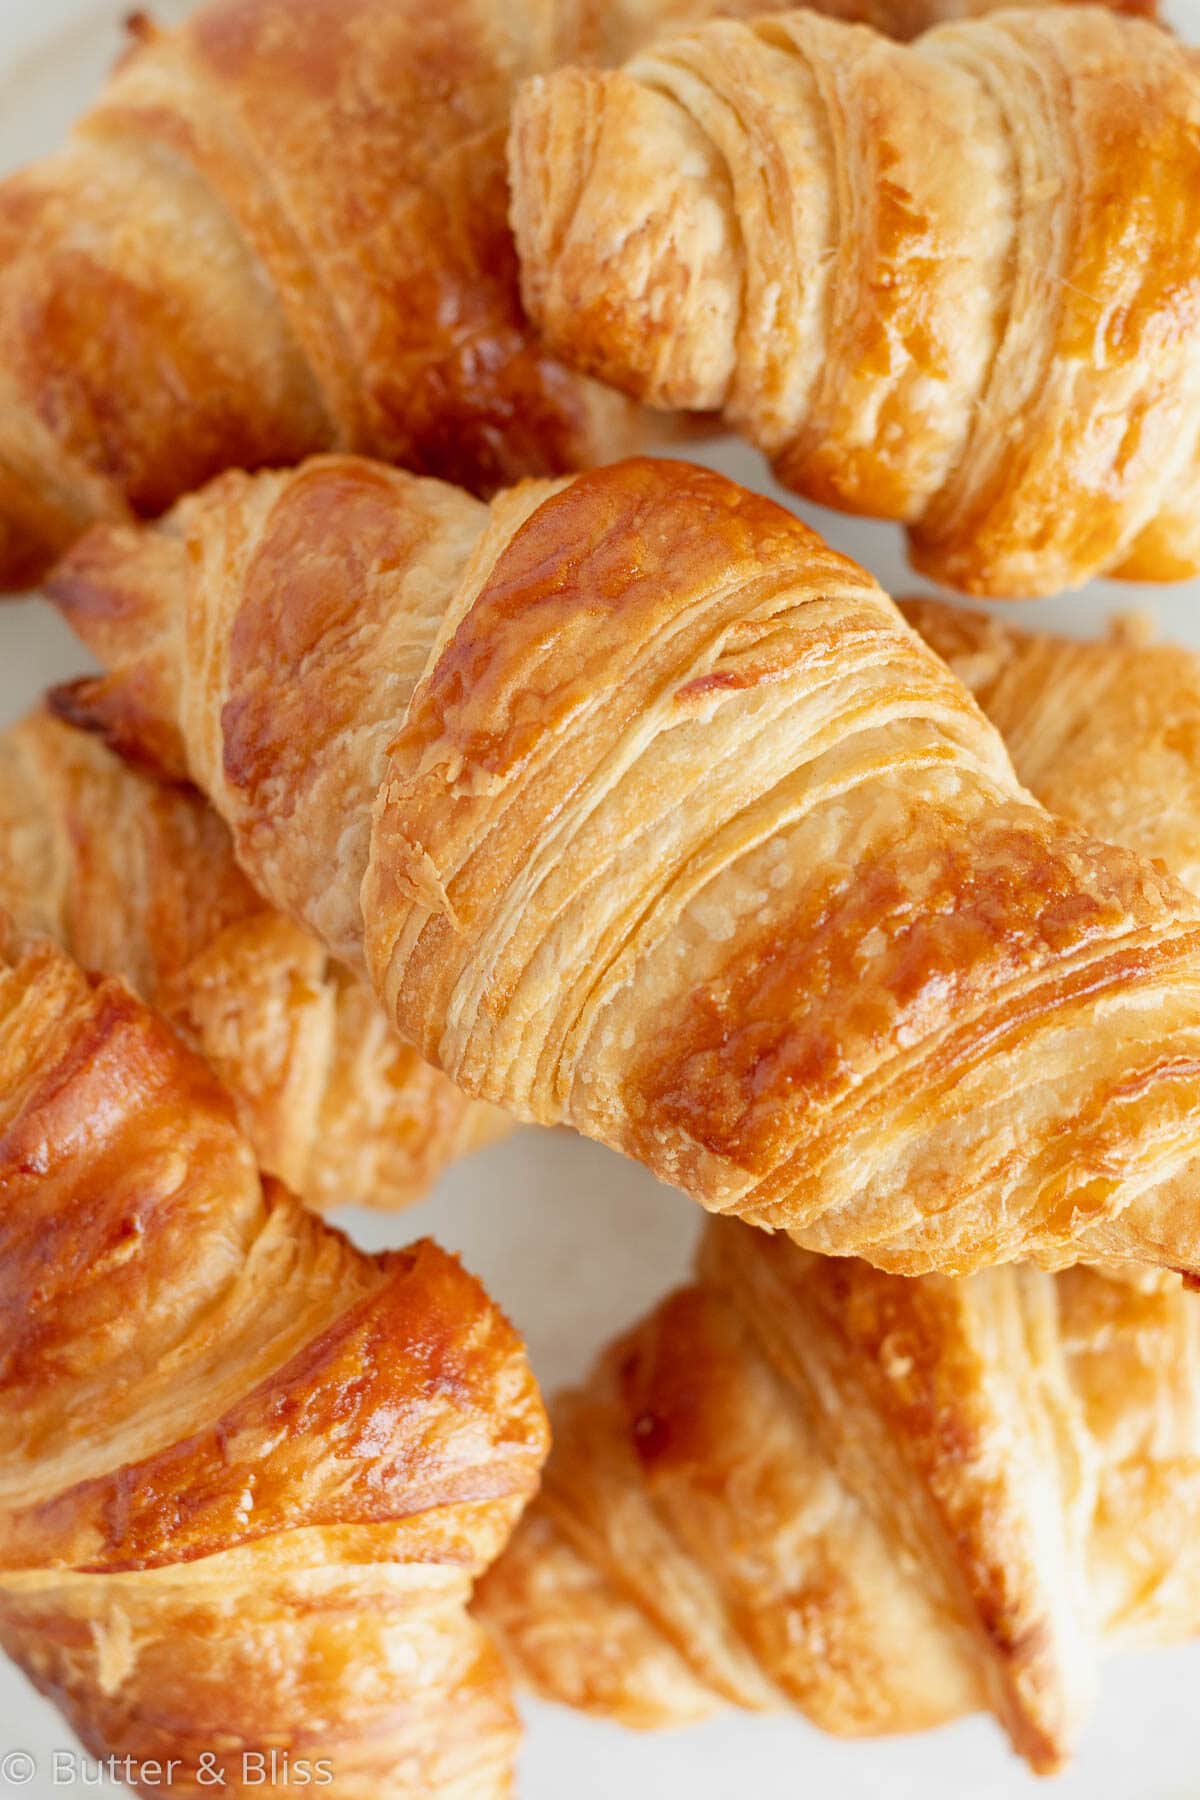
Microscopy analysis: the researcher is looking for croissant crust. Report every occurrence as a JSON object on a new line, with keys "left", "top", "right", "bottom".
{"left": 478, "top": 1216, "right": 1200, "bottom": 1772}
{"left": 0, "top": 922, "right": 548, "bottom": 1797}
{"left": 46, "top": 452, "right": 1200, "bottom": 1278}
{"left": 481, "top": 603, "right": 1200, "bottom": 1772}
{"left": 0, "top": 709, "right": 508, "bottom": 1211}
{"left": 508, "top": 6, "right": 1200, "bottom": 595}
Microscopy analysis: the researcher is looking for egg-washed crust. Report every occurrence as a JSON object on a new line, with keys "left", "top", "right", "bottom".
{"left": 0, "top": 0, "right": 665, "bottom": 590}
{"left": 481, "top": 598, "right": 1200, "bottom": 1773}
{"left": 478, "top": 1216, "right": 1200, "bottom": 1773}
{"left": 903, "top": 599, "right": 1200, "bottom": 891}
{"left": 0, "top": 923, "right": 547, "bottom": 1797}
{"left": 508, "top": 7, "right": 1200, "bottom": 596}
{"left": 46, "top": 451, "right": 1200, "bottom": 1278}
{"left": 0, "top": 709, "right": 508, "bottom": 1212}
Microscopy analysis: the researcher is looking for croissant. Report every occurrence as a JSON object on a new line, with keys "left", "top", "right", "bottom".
{"left": 0, "top": 920, "right": 549, "bottom": 1797}
{"left": 0, "top": 0, "right": 1164, "bottom": 592}
{"left": 45, "top": 452, "right": 1200, "bottom": 1278}
{"left": 508, "top": 6, "right": 1200, "bottom": 597}
{"left": 902, "top": 600, "right": 1200, "bottom": 890}
{"left": 0, "top": 0, "right": 662, "bottom": 592}
{"left": 476, "top": 1214, "right": 1200, "bottom": 1772}
{"left": 0, "top": 709, "right": 508, "bottom": 1212}
{"left": 811, "top": 0, "right": 1155, "bottom": 25}
{"left": 477, "top": 601, "right": 1200, "bottom": 1771}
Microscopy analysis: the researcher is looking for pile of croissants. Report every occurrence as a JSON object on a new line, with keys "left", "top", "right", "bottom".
{"left": 3, "top": 0, "right": 1200, "bottom": 1791}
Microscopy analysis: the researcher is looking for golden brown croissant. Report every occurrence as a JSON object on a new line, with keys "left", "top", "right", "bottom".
{"left": 477, "top": 1214, "right": 1200, "bottom": 1772}
{"left": 0, "top": 708, "right": 508, "bottom": 1212}
{"left": 0, "top": 0, "right": 666, "bottom": 591}
{"left": 903, "top": 600, "right": 1200, "bottom": 889}
{"left": 0, "top": 0, "right": 1161, "bottom": 592}
{"left": 45, "top": 452, "right": 1200, "bottom": 1278}
{"left": 478, "top": 601, "right": 1200, "bottom": 1771}
{"left": 508, "top": 6, "right": 1200, "bottom": 597}
{"left": 0, "top": 920, "right": 549, "bottom": 1797}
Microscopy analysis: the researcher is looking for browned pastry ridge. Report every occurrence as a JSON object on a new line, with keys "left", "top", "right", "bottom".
{"left": 508, "top": 5, "right": 1200, "bottom": 597}
{"left": 476, "top": 1218, "right": 1200, "bottom": 1773}
{"left": 808, "top": 0, "right": 1155, "bottom": 28}
{"left": 0, "top": 0, "right": 1160, "bottom": 591}
{"left": 0, "top": 922, "right": 549, "bottom": 1798}
{"left": 44, "top": 452, "right": 1200, "bottom": 1278}
{"left": 0, "top": 0, "right": 657, "bottom": 592}
{"left": 899, "top": 599, "right": 1200, "bottom": 1257}
{"left": 0, "top": 708, "right": 508, "bottom": 1211}
{"left": 902, "top": 600, "right": 1200, "bottom": 890}
{"left": 476, "top": 606, "right": 1200, "bottom": 1773}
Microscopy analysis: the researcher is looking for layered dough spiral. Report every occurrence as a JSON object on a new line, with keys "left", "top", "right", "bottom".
{"left": 46, "top": 452, "right": 1200, "bottom": 1277}
{"left": 0, "top": 923, "right": 548, "bottom": 1797}
{"left": 508, "top": 6, "right": 1200, "bottom": 595}
{"left": 479, "top": 604, "right": 1200, "bottom": 1774}
{"left": 477, "top": 1216, "right": 1200, "bottom": 1772}
{"left": 0, "top": 0, "right": 1163, "bottom": 590}
{"left": 0, "top": 0, "right": 660, "bottom": 590}
{"left": 0, "top": 710, "right": 507, "bottom": 1211}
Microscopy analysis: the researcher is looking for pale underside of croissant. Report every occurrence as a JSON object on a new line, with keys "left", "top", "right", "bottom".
{"left": 476, "top": 1215, "right": 1200, "bottom": 1772}
{"left": 0, "top": 709, "right": 507, "bottom": 1212}
{"left": 0, "top": 922, "right": 549, "bottom": 1798}
{"left": 508, "top": 6, "right": 1200, "bottom": 597}
{"left": 44, "top": 452, "right": 1200, "bottom": 1279}
{"left": 0, "top": 0, "right": 1161, "bottom": 592}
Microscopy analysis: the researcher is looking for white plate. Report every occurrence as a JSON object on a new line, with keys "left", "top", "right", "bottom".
{"left": 1, "top": 4, "right": 1199, "bottom": 1797}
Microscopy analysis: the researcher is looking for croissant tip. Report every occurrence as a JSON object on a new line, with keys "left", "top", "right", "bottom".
{"left": 46, "top": 673, "right": 117, "bottom": 748}
{"left": 123, "top": 10, "right": 158, "bottom": 45}
{"left": 47, "top": 674, "right": 190, "bottom": 784}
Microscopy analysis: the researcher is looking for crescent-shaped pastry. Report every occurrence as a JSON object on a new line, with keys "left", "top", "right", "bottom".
{"left": 478, "top": 604, "right": 1200, "bottom": 1772}
{"left": 507, "top": 6, "right": 1200, "bottom": 595}
{"left": 0, "top": 0, "right": 1159, "bottom": 589}
{"left": 0, "top": 0, "right": 654, "bottom": 591}
{"left": 0, "top": 921, "right": 548, "bottom": 1797}
{"left": 0, "top": 709, "right": 508, "bottom": 1211}
{"left": 476, "top": 1215, "right": 1199, "bottom": 1772}
{"left": 45, "top": 453, "right": 1200, "bottom": 1277}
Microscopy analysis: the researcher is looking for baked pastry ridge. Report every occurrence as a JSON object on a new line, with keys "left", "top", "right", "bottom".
{"left": 0, "top": 708, "right": 508, "bottom": 1211}
{"left": 477, "top": 1216, "right": 1200, "bottom": 1772}
{"left": 507, "top": 6, "right": 1200, "bottom": 595}
{"left": 0, "top": 921, "right": 548, "bottom": 1797}
{"left": 45, "top": 451, "right": 1200, "bottom": 1278}
{"left": 479, "top": 603, "right": 1200, "bottom": 1773}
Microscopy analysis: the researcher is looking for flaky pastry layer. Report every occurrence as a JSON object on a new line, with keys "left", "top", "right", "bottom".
{"left": 478, "top": 1218, "right": 1200, "bottom": 1771}
{"left": 0, "top": 924, "right": 547, "bottom": 1797}
{"left": 0, "top": 710, "right": 507, "bottom": 1210}
{"left": 509, "top": 6, "right": 1200, "bottom": 595}
{"left": 45, "top": 452, "right": 1200, "bottom": 1278}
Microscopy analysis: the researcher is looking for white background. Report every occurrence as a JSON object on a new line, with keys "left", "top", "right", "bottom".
{"left": 2, "top": 1, "right": 1199, "bottom": 1794}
